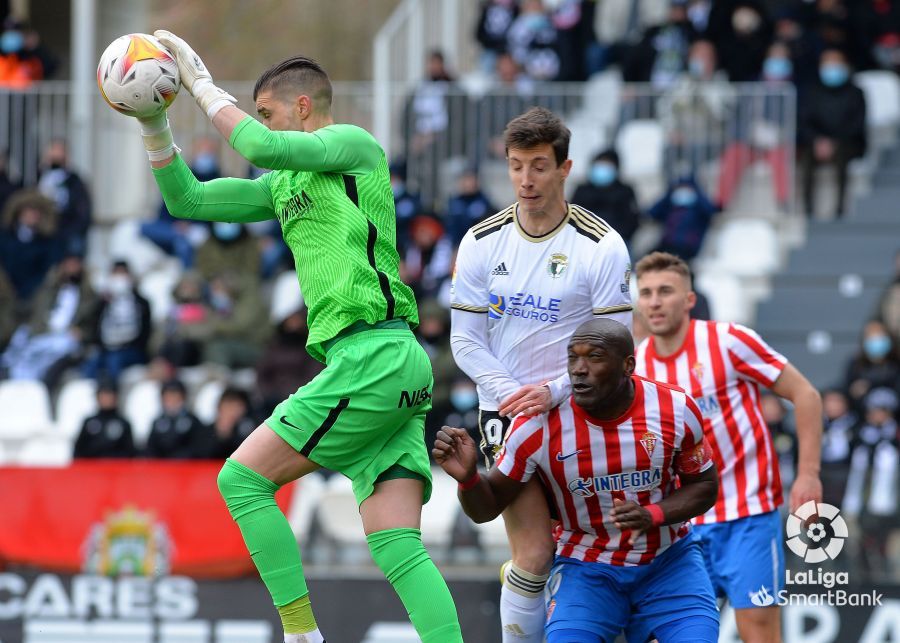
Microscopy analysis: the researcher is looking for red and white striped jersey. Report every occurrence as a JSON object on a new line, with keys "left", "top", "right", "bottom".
{"left": 496, "top": 375, "right": 714, "bottom": 566}
{"left": 634, "top": 319, "right": 787, "bottom": 524}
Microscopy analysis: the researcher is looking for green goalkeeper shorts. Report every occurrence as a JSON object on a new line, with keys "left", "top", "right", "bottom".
{"left": 266, "top": 319, "right": 433, "bottom": 505}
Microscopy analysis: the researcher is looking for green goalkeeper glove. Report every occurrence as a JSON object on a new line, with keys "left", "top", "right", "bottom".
{"left": 154, "top": 29, "right": 236, "bottom": 120}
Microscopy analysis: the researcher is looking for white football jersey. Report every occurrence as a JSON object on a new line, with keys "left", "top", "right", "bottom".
{"left": 451, "top": 203, "right": 633, "bottom": 409}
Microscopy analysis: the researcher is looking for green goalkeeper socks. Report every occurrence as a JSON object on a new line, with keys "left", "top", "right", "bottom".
{"left": 217, "top": 458, "right": 317, "bottom": 633}
{"left": 366, "top": 528, "right": 463, "bottom": 643}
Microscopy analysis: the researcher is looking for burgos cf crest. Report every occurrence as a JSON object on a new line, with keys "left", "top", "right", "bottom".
{"left": 83, "top": 506, "right": 173, "bottom": 576}
{"left": 547, "top": 253, "right": 568, "bottom": 278}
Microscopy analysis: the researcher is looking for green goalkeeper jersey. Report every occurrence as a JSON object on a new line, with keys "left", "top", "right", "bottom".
{"left": 152, "top": 117, "right": 418, "bottom": 361}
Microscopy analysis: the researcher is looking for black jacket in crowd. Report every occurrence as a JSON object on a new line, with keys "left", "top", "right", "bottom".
{"left": 73, "top": 410, "right": 136, "bottom": 458}
{"left": 798, "top": 81, "right": 867, "bottom": 156}
{"left": 144, "top": 410, "right": 211, "bottom": 459}
{"left": 571, "top": 180, "right": 642, "bottom": 245}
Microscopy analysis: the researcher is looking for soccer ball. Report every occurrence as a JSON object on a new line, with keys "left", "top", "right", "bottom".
{"left": 97, "top": 33, "right": 180, "bottom": 118}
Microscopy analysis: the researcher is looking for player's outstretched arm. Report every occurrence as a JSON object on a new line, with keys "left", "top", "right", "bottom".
{"left": 771, "top": 363, "right": 823, "bottom": 510}
{"left": 433, "top": 427, "right": 523, "bottom": 523}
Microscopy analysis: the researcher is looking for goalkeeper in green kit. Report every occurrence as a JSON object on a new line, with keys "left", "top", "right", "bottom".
{"left": 137, "top": 31, "right": 463, "bottom": 643}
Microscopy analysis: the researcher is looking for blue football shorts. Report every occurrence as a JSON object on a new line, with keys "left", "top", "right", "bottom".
{"left": 693, "top": 509, "right": 785, "bottom": 609}
{"left": 545, "top": 533, "right": 719, "bottom": 642}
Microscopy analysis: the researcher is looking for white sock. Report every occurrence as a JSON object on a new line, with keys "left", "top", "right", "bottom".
{"left": 500, "top": 564, "right": 548, "bottom": 642}
{"left": 284, "top": 630, "right": 324, "bottom": 643}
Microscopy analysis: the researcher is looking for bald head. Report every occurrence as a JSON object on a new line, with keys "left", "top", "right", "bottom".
{"left": 569, "top": 319, "right": 634, "bottom": 358}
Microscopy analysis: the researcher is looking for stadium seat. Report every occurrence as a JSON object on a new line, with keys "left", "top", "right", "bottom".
{"left": 285, "top": 472, "right": 326, "bottom": 544}
{"left": 193, "top": 380, "right": 226, "bottom": 425}
{"left": 0, "top": 380, "right": 54, "bottom": 440}
{"left": 855, "top": 70, "right": 900, "bottom": 144}
{"left": 711, "top": 218, "right": 780, "bottom": 278}
{"left": 316, "top": 475, "right": 368, "bottom": 559}
{"left": 695, "top": 271, "right": 751, "bottom": 324}
{"left": 55, "top": 378, "right": 98, "bottom": 440}
{"left": 138, "top": 266, "right": 179, "bottom": 323}
{"left": 108, "top": 219, "right": 168, "bottom": 278}
{"left": 124, "top": 379, "right": 162, "bottom": 449}
{"left": 615, "top": 120, "right": 664, "bottom": 180}
{"left": 270, "top": 270, "right": 304, "bottom": 323}
{"left": 566, "top": 113, "right": 608, "bottom": 183}
{"left": 17, "top": 435, "right": 72, "bottom": 467}
{"left": 420, "top": 468, "right": 460, "bottom": 551}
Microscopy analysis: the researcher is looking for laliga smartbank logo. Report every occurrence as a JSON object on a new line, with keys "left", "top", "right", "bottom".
{"left": 748, "top": 501, "right": 882, "bottom": 608}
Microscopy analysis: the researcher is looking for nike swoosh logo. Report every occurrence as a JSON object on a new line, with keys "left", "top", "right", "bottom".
{"left": 279, "top": 415, "right": 304, "bottom": 431}
{"left": 555, "top": 450, "right": 581, "bottom": 461}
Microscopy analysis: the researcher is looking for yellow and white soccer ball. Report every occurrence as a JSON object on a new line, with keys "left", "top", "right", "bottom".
{"left": 97, "top": 33, "right": 180, "bottom": 118}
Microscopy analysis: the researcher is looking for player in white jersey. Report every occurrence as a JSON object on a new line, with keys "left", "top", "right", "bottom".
{"left": 450, "top": 107, "right": 632, "bottom": 641}
{"left": 634, "top": 252, "right": 823, "bottom": 643}
{"left": 435, "top": 319, "right": 720, "bottom": 642}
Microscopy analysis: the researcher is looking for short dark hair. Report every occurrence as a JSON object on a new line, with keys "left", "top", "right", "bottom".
{"left": 593, "top": 148, "right": 620, "bottom": 168}
{"left": 503, "top": 107, "right": 570, "bottom": 166}
{"left": 253, "top": 56, "right": 332, "bottom": 111}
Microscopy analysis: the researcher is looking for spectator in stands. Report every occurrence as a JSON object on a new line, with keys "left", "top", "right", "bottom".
{"left": 20, "top": 22, "right": 57, "bottom": 79}
{"left": 0, "top": 190, "right": 60, "bottom": 301}
{"left": 820, "top": 388, "right": 856, "bottom": 507}
{"left": 657, "top": 38, "right": 733, "bottom": 180}
{"left": 801, "top": 0, "right": 862, "bottom": 69}
{"left": 390, "top": 161, "right": 422, "bottom": 255}
{"left": 717, "top": 40, "right": 793, "bottom": 210}
{"left": 507, "top": 0, "right": 560, "bottom": 81}
{"left": 476, "top": 0, "right": 518, "bottom": 73}
{"left": 844, "top": 319, "right": 900, "bottom": 411}
{"left": 445, "top": 167, "right": 495, "bottom": 245}
{"left": 200, "top": 387, "right": 257, "bottom": 459}
{"left": 571, "top": 149, "right": 641, "bottom": 248}
{"left": 81, "top": 261, "right": 151, "bottom": 382}
{"left": 0, "top": 251, "right": 96, "bottom": 385}
{"left": 772, "top": 5, "right": 821, "bottom": 88}
{"left": 0, "top": 266, "right": 14, "bottom": 351}
{"left": 256, "top": 306, "right": 323, "bottom": 414}
{"left": 195, "top": 222, "right": 261, "bottom": 282}
{"left": 401, "top": 214, "right": 453, "bottom": 300}
{"left": 621, "top": 0, "right": 696, "bottom": 90}
{"left": 155, "top": 271, "right": 210, "bottom": 368}
{"left": 145, "top": 379, "right": 210, "bottom": 459}
{"left": 843, "top": 387, "right": 899, "bottom": 581}
{"left": 477, "top": 52, "right": 536, "bottom": 159}
{"left": 706, "top": 1, "right": 773, "bottom": 81}
{"left": 857, "top": 1, "right": 900, "bottom": 73}
{"left": 647, "top": 174, "right": 718, "bottom": 261}
{"left": 140, "top": 141, "right": 218, "bottom": 267}
{"left": 798, "top": 47, "right": 866, "bottom": 218}
{"left": 551, "top": 0, "right": 594, "bottom": 81}
{"left": 402, "top": 50, "right": 468, "bottom": 208}
{"left": 0, "top": 19, "right": 44, "bottom": 87}
{"left": 37, "top": 140, "right": 92, "bottom": 255}
{"left": 197, "top": 271, "right": 270, "bottom": 369}
{"left": 73, "top": 380, "right": 136, "bottom": 459}
{"left": 878, "top": 249, "right": 900, "bottom": 343}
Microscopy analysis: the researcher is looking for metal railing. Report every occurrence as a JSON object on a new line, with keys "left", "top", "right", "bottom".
{"left": 1, "top": 79, "right": 796, "bottom": 220}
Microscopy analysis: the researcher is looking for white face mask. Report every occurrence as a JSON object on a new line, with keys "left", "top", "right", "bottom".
{"left": 107, "top": 274, "right": 132, "bottom": 296}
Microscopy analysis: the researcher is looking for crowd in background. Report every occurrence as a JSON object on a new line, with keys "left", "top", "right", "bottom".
{"left": 0, "top": 0, "right": 896, "bottom": 579}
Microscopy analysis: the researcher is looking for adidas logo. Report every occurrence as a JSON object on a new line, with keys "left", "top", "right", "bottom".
{"left": 491, "top": 262, "right": 510, "bottom": 276}
{"left": 502, "top": 624, "right": 527, "bottom": 638}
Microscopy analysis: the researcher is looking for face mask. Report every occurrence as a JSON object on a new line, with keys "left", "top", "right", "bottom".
{"left": 820, "top": 64, "right": 849, "bottom": 87}
{"left": 688, "top": 58, "right": 707, "bottom": 78}
{"left": 864, "top": 335, "right": 892, "bottom": 360}
{"left": 525, "top": 13, "right": 549, "bottom": 31}
{"left": 49, "top": 161, "right": 64, "bottom": 170}
{"left": 763, "top": 57, "right": 792, "bottom": 80}
{"left": 0, "top": 31, "right": 23, "bottom": 54}
{"left": 391, "top": 181, "right": 404, "bottom": 198}
{"left": 66, "top": 271, "right": 84, "bottom": 285}
{"left": 590, "top": 162, "right": 617, "bottom": 186}
{"left": 671, "top": 186, "right": 697, "bottom": 207}
{"left": 192, "top": 153, "right": 218, "bottom": 176}
{"left": 107, "top": 274, "right": 132, "bottom": 296}
{"left": 450, "top": 386, "right": 479, "bottom": 412}
{"left": 212, "top": 221, "right": 241, "bottom": 241}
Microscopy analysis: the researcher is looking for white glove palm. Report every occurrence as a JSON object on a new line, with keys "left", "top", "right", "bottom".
{"left": 154, "top": 29, "right": 236, "bottom": 119}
